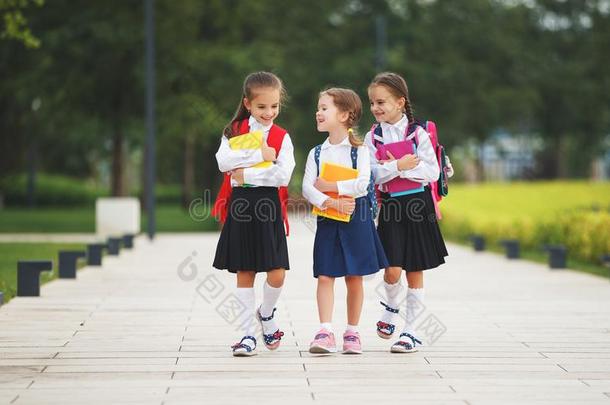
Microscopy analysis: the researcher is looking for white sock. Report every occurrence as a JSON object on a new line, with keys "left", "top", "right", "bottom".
{"left": 380, "top": 280, "right": 402, "bottom": 324}
{"left": 236, "top": 287, "right": 256, "bottom": 343}
{"left": 346, "top": 324, "right": 359, "bottom": 333}
{"left": 320, "top": 322, "right": 333, "bottom": 333}
{"left": 402, "top": 287, "right": 425, "bottom": 338}
{"left": 259, "top": 282, "right": 282, "bottom": 334}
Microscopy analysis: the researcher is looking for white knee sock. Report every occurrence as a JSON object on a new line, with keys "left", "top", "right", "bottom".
{"left": 236, "top": 287, "right": 256, "bottom": 342}
{"left": 402, "top": 287, "right": 425, "bottom": 337}
{"left": 380, "top": 280, "right": 402, "bottom": 324}
{"left": 259, "top": 282, "right": 282, "bottom": 334}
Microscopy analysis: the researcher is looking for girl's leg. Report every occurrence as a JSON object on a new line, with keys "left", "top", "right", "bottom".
{"left": 345, "top": 275, "right": 364, "bottom": 327}
{"left": 234, "top": 271, "right": 257, "bottom": 353}
{"left": 403, "top": 270, "right": 425, "bottom": 335}
{"left": 392, "top": 270, "right": 425, "bottom": 352}
{"left": 316, "top": 276, "right": 335, "bottom": 325}
{"left": 259, "top": 268, "right": 286, "bottom": 335}
{"left": 377, "top": 267, "right": 403, "bottom": 337}
{"left": 310, "top": 276, "right": 337, "bottom": 353}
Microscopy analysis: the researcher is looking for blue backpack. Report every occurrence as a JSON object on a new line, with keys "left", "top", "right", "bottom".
{"left": 314, "top": 144, "right": 378, "bottom": 218}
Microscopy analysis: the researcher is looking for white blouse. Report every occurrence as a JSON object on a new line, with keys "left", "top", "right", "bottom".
{"left": 215, "top": 115, "right": 296, "bottom": 187}
{"left": 363, "top": 114, "right": 440, "bottom": 192}
{"left": 302, "top": 136, "right": 371, "bottom": 209}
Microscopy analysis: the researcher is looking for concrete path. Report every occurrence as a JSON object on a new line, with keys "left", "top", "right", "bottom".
{"left": 1, "top": 215, "right": 610, "bottom": 404}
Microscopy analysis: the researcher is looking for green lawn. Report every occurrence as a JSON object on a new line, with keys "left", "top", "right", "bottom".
{"left": 0, "top": 243, "right": 87, "bottom": 303}
{"left": 440, "top": 181, "right": 610, "bottom": 280}
{"left": 0, "top": 204, "right": 217, "bottom": 233}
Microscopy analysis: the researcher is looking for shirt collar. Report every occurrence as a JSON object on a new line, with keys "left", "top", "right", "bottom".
{"left": 248, "top": 115, "right": 273, "bottom": 132}
{"left": 380, "top": 114, "right": 409, "bottom": 136}
{"left": 321, "top": 135, "right": 351, "bottom": 150}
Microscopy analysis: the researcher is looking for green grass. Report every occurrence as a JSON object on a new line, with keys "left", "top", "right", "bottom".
{"left": 440, "top": 180, "right": 610, "bottom": 279}
{"left": 0, "top": 204, "right": 217, "bottom": 233}
{"left": 0, "top": 243, "right": 87, "bottom": 303}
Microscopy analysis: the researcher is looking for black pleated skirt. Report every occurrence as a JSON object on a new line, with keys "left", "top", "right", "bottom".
{"left": 377, "top": 186, "right": 448, "bottom": 272}
{"left": 213, "top": 186, "right": 289, "bottom": 273}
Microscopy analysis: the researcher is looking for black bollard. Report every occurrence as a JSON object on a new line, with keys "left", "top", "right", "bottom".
{"left": 545, "top": 245, "right": 567, "bottom": 269}
{"left": 122, "top": 234, "right": 135, "bottom": 249}
{"left": 500, "top": 239, "right": 520, "bottom": 259}
{"left": 0, "top": 291, "right": 4, "bottom": 305}
{"left": 58, "top": 251, "right": 86, "bottom": 279}
{"left": 17, "top": 260, "right": 53, "bottom": 297}
{"left": 107, "top": 237, "right": 121, "bottom": 256}
{"left": 470, "top": 235, "right": 486, "bottom": 252}
{"left": 601, "top": 254, "right": 610, "bottom": 267}
{"left": 87, "top": 243, "right": 106, "bottom": 266}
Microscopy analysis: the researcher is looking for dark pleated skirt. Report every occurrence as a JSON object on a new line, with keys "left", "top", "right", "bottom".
{"left": 213, "top": 186, "right": 289, "bottom": 273}
{"left": 314, "top": 197, "right": 388, "bottom": 278}
{"left": 377, "top": 186, "right": 448, "bottom": 272}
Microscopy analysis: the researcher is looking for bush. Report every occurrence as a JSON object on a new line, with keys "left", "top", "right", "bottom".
{"left": 0, "top": 174, "right": 107, "bottom": 207}
{"left": 440, "top": 181, "right": 610, "bottom": 266}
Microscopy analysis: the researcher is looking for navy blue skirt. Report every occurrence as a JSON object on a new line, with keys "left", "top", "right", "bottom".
{"left": 313, "top": 197, "right": 388, "bottom": 278}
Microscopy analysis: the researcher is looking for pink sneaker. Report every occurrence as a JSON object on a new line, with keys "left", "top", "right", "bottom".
{"left": 342, "top": 331, "right": 362, "bottom": 354}
{"left": 309, "top": 329, "right": 337, "bottom": 354}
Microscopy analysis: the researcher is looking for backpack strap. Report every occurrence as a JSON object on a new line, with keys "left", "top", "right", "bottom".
{"left": 314, "top": 144, "right": 322, "bottom": 176}
{"left": 350, "top": 146, "right": 358, "bottom": 169}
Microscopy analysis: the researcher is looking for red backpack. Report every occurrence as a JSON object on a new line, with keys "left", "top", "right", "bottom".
{"left": 211, "top": 119, "right": 290, "bottom": 235}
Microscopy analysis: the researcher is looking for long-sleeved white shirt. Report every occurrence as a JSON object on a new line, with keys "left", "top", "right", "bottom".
{"left": 302, "top": 136, "right": 371, "bottom": 209}
{"left": 215, "top": 115, "right": 296, "bottom": 188}
{"left": 364, "top": 114, "right": 440, "bottom": 192}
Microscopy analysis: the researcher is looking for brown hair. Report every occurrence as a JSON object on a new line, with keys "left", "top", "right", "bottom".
{"left": 319, "top": 87, "right": 363, "bottom": 146}
{"left": 369, "top": 72, "right": 414, "bottom": 123}
{"left": 223, "top": 71, "right": 286, "bottom": 138}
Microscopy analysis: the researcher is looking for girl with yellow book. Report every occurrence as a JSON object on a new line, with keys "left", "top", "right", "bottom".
{"left": 302, "top": 88, "right": 388, "bottom": 354}
{"left": 212, "top": 72, "right": 296, "bottom": 357}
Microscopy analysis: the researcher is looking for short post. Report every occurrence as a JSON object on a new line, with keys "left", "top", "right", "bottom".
{"left": 470, "top": 235, "right": 486, "bottom": 252}
{"left": 122, "top": 233, "right": 135, "bottom": 249}
{"left": 0, "top": 291, "right": 4, "bottom": 306}
{"left": 58, "top": 251, "right": 86, "bottom": 279}
{"left": 87, "top": 243, "right": 106, "bottom": 266}
{"left": 600, "top": 255, "right": 610, "bottom": 280}
{"left": 17, "top": 260, "right": 53, "bottom": 297}
{"left": 545, "top": 245, "right": 567, "bottom": 269}
{"left": 107, "top": 237, "right": 121, "bottom": 256}
{"left": 500, "top": 239, "right": 520, "bottom": 259}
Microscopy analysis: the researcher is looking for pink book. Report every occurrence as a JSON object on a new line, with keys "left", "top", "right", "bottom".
{"left": 375, "top": 140, "right": 425, "bottom": 196}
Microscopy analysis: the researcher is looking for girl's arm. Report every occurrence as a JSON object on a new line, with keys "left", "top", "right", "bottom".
{"left": 302, "top": 148, "right": 330, "bottom": 209}
{"left": 240, "top": 134, "right": 296, "bottom": 187}
{"left": 336, "top": 145, "right": 370, "bottom": 197}
{"left": 399, "top": 128, "right": 441, "bottom": 183}
{"left": 364, "top": 131, "right": 401, "bottom": 185}
{"left": 215, "top": 135, "right": 265, "bottom": 173}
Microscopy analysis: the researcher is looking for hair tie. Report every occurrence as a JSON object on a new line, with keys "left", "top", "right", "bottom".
{"left": 348, "top": 128, "right": 354, "bottom": 135}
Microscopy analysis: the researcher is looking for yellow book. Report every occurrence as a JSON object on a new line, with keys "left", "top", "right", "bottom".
{"left": 228, "top": 131, "right": 272, "bottom": 169}
{"left": 312, "top": 162, "right": 358, "bottom": 222}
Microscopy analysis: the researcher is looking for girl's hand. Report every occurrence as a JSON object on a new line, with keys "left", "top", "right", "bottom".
{"left": 231, "top": 168, "right": 245, "bottom": 185}
{"left": 314, "top": 178, "right": 338, "bottom": 193}
{"left": 326, "top": 197, "right": 356, "bottom": 215}
{"left": 395, "top": 152, "right": 420, "bottom": 171}
{"left": 261, "top": 141, "right": 277, "bottom": 162}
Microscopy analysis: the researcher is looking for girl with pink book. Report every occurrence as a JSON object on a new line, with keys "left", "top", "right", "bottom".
{"left": 364, "top": 72, "right": 453, "bottom": 353}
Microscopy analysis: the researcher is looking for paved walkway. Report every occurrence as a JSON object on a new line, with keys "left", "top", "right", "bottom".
{"left": 1, "top": 215, "right": 610, "bottom": 404}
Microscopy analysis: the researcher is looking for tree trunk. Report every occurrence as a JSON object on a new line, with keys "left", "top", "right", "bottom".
{"left": 111, "top": 123, "right": 125, "bottom": 197}
{"left": 182, "top": 133, "right": 195, "bottom": 209}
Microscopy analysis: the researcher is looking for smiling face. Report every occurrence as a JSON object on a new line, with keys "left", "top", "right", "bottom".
{"left": 368, "top": 84, "right": 405, "bottom": 125}
{"left": 243, "top": 87, "right": 281, "bottom": 126}
{"left": 316, "top": 93, "right": 348, "bottom": 132}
